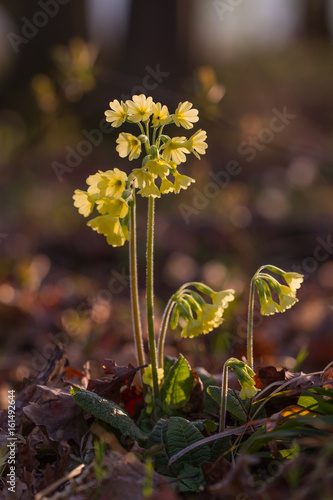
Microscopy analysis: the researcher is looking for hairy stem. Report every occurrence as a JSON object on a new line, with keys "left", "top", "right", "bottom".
{"left": 146, "top": 196, "right": 159, "bottom": 398}
{"left": 219, "top": 362, "right": 229, "bottom": 432}
{"left": 157, "top": 296, "right": 175, "bottom": 371}
{"left": 129, "top": 192, "right": 145, "bottom": 378}
{"left": 247, "top": 278, "right": 256, "bottom": 370}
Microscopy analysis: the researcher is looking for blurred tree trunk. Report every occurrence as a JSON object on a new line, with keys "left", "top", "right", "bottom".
{"left": 118, "top": 0, "right": 193, "bottom": 94}
{"left": 1, "top": 2, "right": 88, "bottom": 107}
{"left": 302, "top": 0, "right": 330, "bottom": 41}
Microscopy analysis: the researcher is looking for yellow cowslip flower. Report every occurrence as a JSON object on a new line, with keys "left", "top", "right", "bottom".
{"left": 138, "top": 180, "right": 161, "bottom": 198}
{"left": 146, "top": 158, "right": 170, "bottom": 178}
{"left": 239, "top": 383, "right": 258, "bottom": 400}
{"left": 116, "top": 133, "right": 142, "bottom": 161}
{"left": 161, "top": 137, "right": 189, "bottom": 164}
{"left": 87, "top": 168, "right": 127, "bottom": 199}
{"left": 173, "top": 171, "right": 195, "bottom": 194}
{"left": 278, "top": 285, "right": 298, "bottom": 312}
{"left": 227, "top": 358, "right": 258, "bottom": 400}
{"left": 160, "top": 177, "right": 175, "bottom": 194}
{"left": 151, "top": 102, "right": 172, "bottom": 127}
{"left": 200, "top": 303, "right": 224, "bottom": 333}
{"left": 181, "top": 318, "right": 204, "bottom": 339}
{"left": 126, "top": 94, "right": 153, "bottom": 123}
{"left": 172, "top": 101, "right": 199, "bottom": 129}
{"left": 186, "top": 129, "right": 208, "bottom": 159}
{"left": 73, "top": 189, "right": 95, "bottom": 217}
{"left": 211, "top": 289, "right": 235, "bottom": 308}
{"left": 96, "top": 197, "right": 128, "bottom": 218}
{"left": 128, "top": 169, "right": 153, "bottom": 189}
{"left": 142, "top": 364, "right": 164, "bottom": 387}
{"left": 283, "top": 272, "right": 303, "bottom": 293}
{"left": 87, "top": 215, "right": 129, "bottom": 247}
{"left": 260, "top": 295, "right": 280, "bottom": 316}
{"left": 104, "top": 99, "right": 128, "bottom": 127}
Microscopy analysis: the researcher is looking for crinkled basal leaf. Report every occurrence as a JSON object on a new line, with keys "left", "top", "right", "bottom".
{"left": 160, "top": 354, "right": 194, "bottom": 410}
{"left": 210, "top": 437, "right": 232, "bottom": 462}
{"left": 177, "top": 464, "right": 206, "bottom": 493}
{"left": 146, "top": 419, "right": 170, "bottom": 474}
{"left": 207, "top": 386, "right": 248, "bottom": 422}
{"left": 167, "top": 417, "right": 211, "bottom": 474}
{"left": 71, "top": 387, "right": 147, "bottom": 442}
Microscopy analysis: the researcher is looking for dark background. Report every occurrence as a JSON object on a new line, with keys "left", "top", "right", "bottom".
{"left": 1, "top": 1, "right": 333, "bottom": 404}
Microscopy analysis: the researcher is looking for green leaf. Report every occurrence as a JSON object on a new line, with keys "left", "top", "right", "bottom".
{"left": 167, "top": 417, "right": 211, "bottom": 474}
{"left": 177, "top": 464, "right": 205, "bottom": 493}
{"left": 210, "top": 437, "right": 232, "bottom": 461}
{"left": 298, "top": 390, "right": 333, "bottom": 415}
{"left": 207, "top": 386, "right": 266, "bottom": 421}
{"left": 71, "top": 387, "right": 147, "bottom": 443}
{"left": 146, "top": 419, "right": 169, "bottom": 474}
{"left": 203, "top": 419, "right": 218, "bottom": 433}
{"left": 163, "top": 355, "right": 177, "bottom": 377}
{"left": 160, "top": 354, "right": 194, "bottom": 410}
{"left": 207, "top": 386, "right": 248, "bottom": 422}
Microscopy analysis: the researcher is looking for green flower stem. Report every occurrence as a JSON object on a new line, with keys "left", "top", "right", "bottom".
{"left": 247, "top": 277, "right": 256, "bottom": 370}
{"left": 219, "top": 361, "right": 229, "bottom": 432}
{"left": 157, "top": 296, "right": 176, "bottom": 371}
{"left": 129, "top": 191, "right": 145, "bottom": 378}
{"left": 146, "top": 196, "right": 160, "bottom": 399}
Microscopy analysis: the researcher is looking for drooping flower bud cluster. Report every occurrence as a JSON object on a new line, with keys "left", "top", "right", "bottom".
{"left": 254, "top": 266, "right": 304, "bottom": 316}
{"left": 169, "top": 282, "right": 235, "bottom": 338}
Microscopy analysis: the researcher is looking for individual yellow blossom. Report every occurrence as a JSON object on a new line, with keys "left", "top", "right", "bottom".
{"left": 87, "top": 168, "right": 127, "bottom": 199}
{"left": 278, "top": 285, "right": 298, "bottom": 312}
{"left": 239, "top": 383, "right": 259, "bottom": 400}
{"left": 73, "top": 190, "right": 95, "bottom": 217}
{"left": 172, "top": 101, "right": 199, "bottom": 129}
{"left": 200, "top": 303, "right": 224, "bottom": 333}
{"left": 283, "top": 272, "right": 304, "bottom": 293}
{"left": 126, "top": 94, "right": 153, "bottom": 122}
{"left": 151, "top": 102, "right": 172, "bottom": 127}
{"left": 104, "top": 99, "right": 128, "bottom": 127}
{"left": 95, "top": 197, "right": 128, "bottom": 218}
{"left": 173, "top": 171, "right": 195, "bottom": 194}
{"left": 160, "top": 177, "right": 175, "bottom": 194}
{"left": 87, "top": 216, "right": 129, "bottom": 247}
{"left": 86, "top": 171, "right": 104, "bottom": 195}
{"left": 128, "top": 169, "right": 153, "bottom": 189}
{"left": 186, "top": 129, "right": 208, "bottom": 158}
{"left": 139, "top": 180, "right": 161, "bottom": 198}
{"left": 116, "top": 133, "right": 142, "bottom": 161}
{"left": 146, "top": 159, "right": 170, "bottom": 178}
{"left": 260, "top": 295, "right": 280, "bottom": 316}
{"left": 181, "top": 318, "right": 204, "bottom": 339}
{"left": 142, "top": 364, "right": 164, "bottom": 387}
{"left": 161, "top": 137, "right": 189, "bottom": 164}
{"left": 211, "top": 289, "right": 235, "bottom": 308}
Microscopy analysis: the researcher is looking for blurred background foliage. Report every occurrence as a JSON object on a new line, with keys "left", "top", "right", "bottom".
{"left": 1, "top": 0, "right": 333, "bottom": 401}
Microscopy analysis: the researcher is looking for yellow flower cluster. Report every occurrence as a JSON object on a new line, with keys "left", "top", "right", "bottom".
{"left": 170, "top": 283, "right": 235, "bottom": 338}
{"left": 255, "top": 268, "right": 304, "bottom": 316}
{"left": 104, "top": 94, "right": 208, "bottom": 198}
{"left": 73, "top": 168, "right": 130, "bottom": 247}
